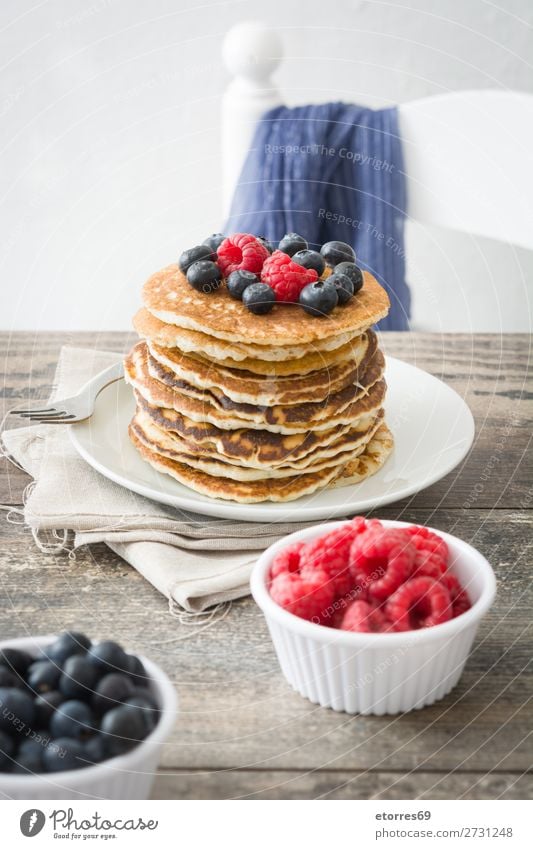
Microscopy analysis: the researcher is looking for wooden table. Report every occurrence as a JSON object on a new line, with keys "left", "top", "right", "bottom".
{"left": 1, "top": 332, "right": 531, "bottom": 800}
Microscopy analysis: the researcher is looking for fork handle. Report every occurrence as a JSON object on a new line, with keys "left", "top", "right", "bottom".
{"left": 80, "top": 359, "right": 125, "bottom": 398}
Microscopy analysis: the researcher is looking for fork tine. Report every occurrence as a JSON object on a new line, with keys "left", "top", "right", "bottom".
{"left": 22, "top": 410, "right": 67, "bottom": 419}
{"left": 26, "top": 414, "right": 77, "bottom": 424}
{"left": 16, "top": 407, "right": 57, "bottom": 416}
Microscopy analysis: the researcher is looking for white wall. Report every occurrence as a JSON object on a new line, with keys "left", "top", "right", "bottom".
{"left": 1, "top": 0, "right": 531, "bottom": 331}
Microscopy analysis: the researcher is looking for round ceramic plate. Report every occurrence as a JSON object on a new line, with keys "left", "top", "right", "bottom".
{"left": 69, "top": 357, "right": 474, "bottom": 523}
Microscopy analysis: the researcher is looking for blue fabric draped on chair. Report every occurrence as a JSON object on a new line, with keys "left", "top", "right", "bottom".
{"left": 224, "top": 102, "right": 410, "bottom": 330}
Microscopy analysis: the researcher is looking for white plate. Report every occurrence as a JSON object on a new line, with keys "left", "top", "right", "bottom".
{"left": 69, "top": 357, "right": 474, "bottom": 523}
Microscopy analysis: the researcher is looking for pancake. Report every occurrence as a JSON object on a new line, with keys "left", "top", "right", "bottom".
{"left": 142, "top": 264, "right": 390, "bottom": 345}
{"left": 134, "top": 390, "right": 378, "bottom": 469}
{"left": 130, "top": 406, "right": 383, "bottom": 481}
{"left": 331, "top": 423, "right": 394, "bottom": 487}
{"left": 147, "top": 331, "right": 375, "bottom": 406}
{"left": 125, "top": 341, "right": 386, "bottom": 434}
{"left": 134, "top": 307, "right": 365, "bottom": 363}
{"left": 128, "top": 421, "right": 392, "bottom": 503}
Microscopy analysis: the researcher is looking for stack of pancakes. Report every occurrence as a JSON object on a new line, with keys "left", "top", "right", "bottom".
{"left": 125, "top": 264, "right": 394, "bottom": 503}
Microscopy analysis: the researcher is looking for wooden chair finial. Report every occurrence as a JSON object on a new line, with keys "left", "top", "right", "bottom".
{"left": 221, "top": 22, "right": 284, "bottom": 215}
{"left": 222, "top": 20, "right": 283, "bottom": 83}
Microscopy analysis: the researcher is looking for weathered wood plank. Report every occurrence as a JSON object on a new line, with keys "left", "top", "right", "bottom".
{"left": 0, "top": 511, "right": 530, "bottom": 774}
{"left": 151, "top": 769, "right": 533, "bottom": 800}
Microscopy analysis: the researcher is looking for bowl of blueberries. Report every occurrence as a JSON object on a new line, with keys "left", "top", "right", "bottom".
{"left": 0, "top": 631, "right": 178, "bottom": 799}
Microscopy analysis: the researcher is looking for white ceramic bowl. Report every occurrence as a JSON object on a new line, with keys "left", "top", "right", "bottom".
{"left": 0, "top": 635, "right": 178, "bottom": 799}
{"left": 251, "top": 520, "right": 496, "bottom": 715}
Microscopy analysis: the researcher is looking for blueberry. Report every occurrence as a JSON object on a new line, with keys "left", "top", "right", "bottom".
{"left": 43, "top": 737, "right": 88, "bottom": 772}
{"left": 125, "top": 654, "right": 149, "bottom": 689}
{"left": 92, "top": 674, "right": 135, "bottom": 716}
{"left": 299, "top": 280, "right": 338, "bottom": 317}
{"left": 328, "top": 271, "right": 354, "bottom": 305}
{"left": 186, "top": 260, "right": 222, "bottom": 294}
{"left": 0, "top": 667, "right": 22, "bottom": 689}
{"left": 27, "top": 660, "right": 61, "bottom": 695}
{"left": 242, "top": 283, "right": 275, "bottom": 315}
{"left": 257, "top": 235, "right": 275, "bottom": 254}
{"left": 0, "top": 687, "right": 35, "bottom": 736}
{"left": 84, "top": 734, "right": 108, "bottom": 765}
{"left": 278, "top": 232, "right": 308, "bottom": 257}
{"left": 34, "top": 690, "right": 64, "bottom": 728}
{"left": 178, "top": 244, "right": 215, "bottom": 273}
{"left": 334, "top": 261, "right": 363, "bottom": 294}
{"left": 125, "top": 691, "right": 159, "bottom": 734}
{"left": 12, "top": 738, "right": 44, "bottom": 774}
{"left": 100, "top": 705, "right": 147, "bottom": 757}
{"left": 50, "top": 700, "right": 95, "bottom": 741}
{"left": 87, "top": 641, "right": 128, "bottom": 676}
{"left": 292, "top": 249, "right": 326, "bottom": 276}
{"left": 59, "top": 655, "right": 100, "bottom": 701}
{"left": 0, "top": 648, "right": 33, "bottom": 676}
{"left": 0, "top": 729, "right": 14, "bottom": 772}
{"left": 320, "top": 240, "right": 355, "bottom": 267}
{"left": 45, "top": 631, "right": 91, "bottom": 665}
{"left": 226, "top": 269, "right": 257, "bottom": 300}
{"left": 202, "top": 233, "right": 226, "bottom": 252}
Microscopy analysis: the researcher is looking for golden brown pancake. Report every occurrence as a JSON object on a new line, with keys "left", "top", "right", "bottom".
{"left": 133, "top": 307, "right": 366, "bottom": 363}
{"left": 129, "top": 421, "right": 392, "bottom": 503}
{"left": 147, "top": 331, "right": 376, "bottom": 406}
{"left": 125, "top": 341, "right": 386, "bottom": 434}
{"left": 130, "top": 406, "right": 382, "bottom": 481}
{"left": 142, "top": 264, "right": 390, "bottom": 345}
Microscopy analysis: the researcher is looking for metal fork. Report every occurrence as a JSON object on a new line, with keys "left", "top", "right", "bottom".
{"left": 14, "top": 361, "right": 124, "bottom": 424}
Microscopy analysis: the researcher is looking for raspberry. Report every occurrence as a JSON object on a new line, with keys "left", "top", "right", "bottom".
{"left": 441, "top": 572, "right": 472, "bottom": 617}
{"left": 404, "top": 525, "right": 448, "bottom": 563}
{"left": 349, "top": 529, "right": 415, "bottom": 601}
{"left": 385, "top": 576, "right": 453, "bottom": 631}
{"left": 217, "top": 233, "right": 269, "bottom": 277}
{"left": 453, "top": 589, "right": 472, "bottom": 617}
{"left": 340, "top": 600, "right": 391, "bottom": 633}
{"left": 299, "top": 524, "right": 357, "bottom": 597}
{"left": 270, "top": 542, "right": 305, "bottom": 579}
{"left": 269, "top": 570, "right": 334, "bottom": 622}
{"left": 261, "top": 250, "right": 318, "bottom": 303}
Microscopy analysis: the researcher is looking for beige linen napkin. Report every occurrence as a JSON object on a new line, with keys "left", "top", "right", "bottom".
{"left": 1, "top": 347, "right": 312, "bottom": 613}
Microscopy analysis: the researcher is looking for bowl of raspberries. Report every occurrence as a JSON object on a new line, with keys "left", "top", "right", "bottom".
{"left": 251, "top": 518, "right": 496, "bottom": 715}
{"left": 0, "top": 631, "right": 177, "bottom": 799}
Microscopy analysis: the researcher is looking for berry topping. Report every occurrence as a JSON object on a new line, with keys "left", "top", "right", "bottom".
{"left": 186, "top": 260, "right": 222, "bottom": 294}
{"left": 226, "top": 269, "right": 258, "bottom": 300}
{"left": 320, "top": 240, "right": 355, "bottom": 267}
{"left": 242, "top": 282, "right": 276, "bottom": 314}
{"left": 292, "top": 249, "right": 326, "bottom": 276}
{"left": 340, "top": 600, "right": 390, "bottom": 633}
{"left": 385, "top": 576, "right": 453, "bottom": 631}
{"left": 269, "top": 570, "right": 334, "bottom": 622}
{"left": 349, "top": 530, "right": 415, "bottom": 601}
{"left": 217, "top": 233, "right": 269, "bottom": 277}
{"left": 178, "top": 244, "right": 215, "bottom": 273}
{"left": 298, "top": 279, "right": 338, "bottom": 316}
{"left": 261, "top": 250, "right": 318, "bottom": 303}
{"left": 328, "top": 271, "right": 354, "bottom": 304}
{"left": 202, "top": 233, "right": 226, "bottom": 252}
{"left": 335, "top": 261, "right": 363, "bottom": 293}
{"left": 278, "top": 232, "right": 308, "bottom": 257}
{"left": 257, "top": 235, "right": 275, "bottom": 254}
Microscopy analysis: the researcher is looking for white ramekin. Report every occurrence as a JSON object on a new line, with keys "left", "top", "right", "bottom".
{"left": 251, "top": 520, "right": 496, "bottom": 715}
{"left": 0, "top": 635, "right": 178, "bottom": 799}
